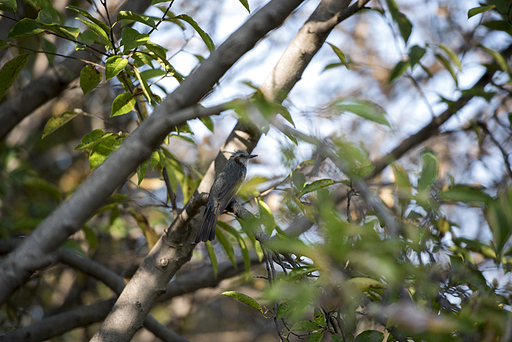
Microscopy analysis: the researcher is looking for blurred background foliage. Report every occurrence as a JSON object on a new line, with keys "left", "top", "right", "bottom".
{"left": 0, "top": 0, "right": 512, "bottom": 341}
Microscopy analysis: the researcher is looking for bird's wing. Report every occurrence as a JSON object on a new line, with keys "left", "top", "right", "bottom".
{"left": 214, "top": 168, "right": 244, "bottom": 212}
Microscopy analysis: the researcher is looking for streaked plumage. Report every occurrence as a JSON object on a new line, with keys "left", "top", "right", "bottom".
{"left": 194, "top": 150, "right": 257, "bottom": 243}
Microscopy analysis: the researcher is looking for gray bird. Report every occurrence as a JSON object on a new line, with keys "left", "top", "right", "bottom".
{"left": 194, "top": 150, "right": 257, "bottom": 243}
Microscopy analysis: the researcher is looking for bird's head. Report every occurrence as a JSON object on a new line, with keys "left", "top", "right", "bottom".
{"left": 231, "top": 150, "right": 257, "bottom": 166}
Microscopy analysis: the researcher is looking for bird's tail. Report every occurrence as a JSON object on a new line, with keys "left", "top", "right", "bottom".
{"left": 194, "top": 206, "right": 217, "bottom": 243}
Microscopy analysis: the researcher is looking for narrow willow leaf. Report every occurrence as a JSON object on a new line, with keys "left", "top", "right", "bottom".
{"left": 435, "top": 53, "right": 458, "bottom": 85}
{"left": 239, "top": 0, "right": 250, "bottom": 12}
{"left": 77, "top": 18, "right": 113, "bottom": 48}
{"left": 334, "top": 99, "right": 390, "bottom": 126}
{"left": 42, "top": 110, "right": 80, "bottom": 138}
{"left": 327, "top": 42, "right": 350, "bottom": 69}
{"left": 137, "top": 160, "right": 148, "bottom": 186}
{"left": 439, "top": 44, "right": 462, "bottom": 70}
{"left": 468, "top": 5, "right": 495, "bottom": 18}
{"left": 216, "top": 229, "right": 237, "bottom": 269}
{"left": 105, "top": 56, "right": 128, "bottom": 80}
{"left": 388, "top": 60, "right": 409, "bottom": 83}
{"left": 134, "top": 66, "right": 152, "bottom": 104}
{"left": 206, "top": 241, "right": 218, "bottom": 277}
{"left": 117, "top": 11, "right": 157, "bottom": 29}
{"left": 66, "top": 5, "right": 110, "bottom": 33}
{"left": 480, "top": 45, "right": 508, "bottom": 72}
{"left": 222, "top": 291, "right": 263, "bottom": 313}
{"left": 111, "top": 93, "right": 136, "bottom": 117}
{"left": 176, "top": 14, "right": 214, "bottom": 52}
{"left": 80, "top": 65, "right": 102, "bottom": 96}
{"left": 0, "top": 54, "right": 29, "bottom": 101}
{"left": 408, "top": 45, "right": 426, "bottom": 66}
{"left": 385, "top": 0, "right": 412, "bottom": 44}
{"left": 297, "top": 179, "right": 337, "bottom": 198}
{"left": 438, "top": 185, "right": 492, "bottom": 204}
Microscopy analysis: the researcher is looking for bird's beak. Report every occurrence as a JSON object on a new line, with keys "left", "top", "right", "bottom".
{"left": 248, "top": 154, "right": 257, "bottom": 159}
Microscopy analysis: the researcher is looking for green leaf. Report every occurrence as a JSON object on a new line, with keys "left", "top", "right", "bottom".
{"left": 117, "top": 11, "right": 157, "bottom": 29}
{"left": 290, "top": 320, "right": 322, "bottom": 331}
{"left": 385, "top": 0, "right": 412, "bottom": 44}
{"left": 480, "top": 45, "right": 508, "bottom": 72}
{"left": 354, "top": 330, "right": 385, "bottom": 342}
{"left": 346, "top": 277, "right": 386, "bottom": 291}
{"left": 435, "top": 53, "right": 458, "bottom": 86}
{"left": 82, "top": 226, "right": 98, "bottom": 250}
{"left": 133, "top": 66, "right": 152, "bottom": 104}
{"left": 276, "top": 302, "right": 294, "bottom": 319}
{"left": 80, "top": 65, "right": 101, "bottom": 96}
{"left": 111, "top": 93, "right": 136, "bottom": 117}
{"left": 439, "top": 44, "right": 462, "bottom": 71}
{"left": 105, "top": 56, "right": 128, "bottom": 81}
{"left": 468, "top": 5, "right": 495, "bottom": 18}
{"left": 0, "top": 40, "right": 10, "bottom": 50}
{"left": 89, "top": 133, "right": 125, "bottom": 169}
{"left": 291, "top": 171, "right": 306, "bottom": 193}
{"left": 286, "top": 265, "right": 319, "bottom": 281}
{"left": 176, "top": 14, "right": 215, "bottom": 52}
{"left": 75, "top": 129, "right": 106, "bottom": 150}
{"left": 460, "top": 87, "right": 495, "bottom": 102}
{"left": 40, "top": 24, "right": 80, "bottom": 40}
{"left": 0, "top": 0, "right": 17, "bottom": 11}
{"left": 23, "top": 177, "right": 61, "bottom": 201}
{"left": 326, "top": 43, "right": 350, "bottom": 69}
{"left": 66, "top": 5, "right": 110, "bottom": 34}
{"left": 305, "top": 331, "right": 324, "bottom": 342}
{"left": 140, "top": 68, "right": 166, "bottom": 80}
{"left": 216, "top": 229, "right": 237, "bottom": 269}
{"left": 8, "top": 18, "right": 44, "bottom": 38}
{"left": 0, "top": 54, "right": 29, "bottom": 101}
{"left": 41, "top": 38, "right": 56, "bottom": 62}
{"left": 388, "top": 60, "right": 409, "bottom": 83}
{"left": 238, "top": 0, "right": 250, "bottom": 13}
{"left": 482, "top": 20, "right": 512, "bottom": 36}
{"left": 61, "top": 240, "right": 87, "bottom": 258}
{"left": 417, "top": 150, "right": 438, "bottom": 192}
{"left": 438, "top": 185, "right": 492, "bottom": 204}
{"left": 199, "top": 116, "right": 214, "bottom": 132}
{"left": 409, "top": 45, "right": 426, "bottom": 67}
{"left": 137, "top": 160, "right": 148, "bottom": 186}
{"left": 258, "top": 199, "right": 275, "bottom": 235}
{"left": 334, "top": 98, "right": 390, "bottom": 126}
{"left": 121, "top": 27, "right": 149, "bottom": 51}
{"left": 297, "top": 179, "right": 337, "bottom": 198}
{"left": 42, "top": 110, "right": 80, "bottom": 138}
{"left": 205, "top": 240, "right": 218, "bottom": 277}
{"left": 222, "top": 291, "right": 263, "bottom": 313}
{"left": 78, "top": 19, "right": 108, "bottom": 44}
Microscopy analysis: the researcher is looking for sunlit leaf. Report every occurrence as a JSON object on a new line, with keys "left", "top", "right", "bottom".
{"left": 111, "top": 92, "right": 136, "bottom": 117}
{"left": 438, "top": 185, "right": 492, "bottom": 204}
{"left": 117, "top": 11, "right": 157, "bottom": 29}
{"left": 222, "top": 291, "right": 263, "bottom": 313}
{"left": 327, "top": 43, "right": 350, "bottom": 69}
{"left": 439, "top": 44, "right": 462, "bottom": 71}
{"left": 346, "top": 277, "right": 386, "bottom": 292}
{"left": 105, "top": 56, "right": 128, "bottom": 80}
{"left": 121, "top": 27, "right": 149, "bottom": 51}
{"left": 435, "top": 53, "right": 458, "bottom": 85}
{"left": 42, "top": 110, "right": 80, "bottom": 138}
{"left": 290, "top": 320, "right": 322, "bottom": 331}
{"left": 80, "top": 65, "right": 102, "bottom": 96}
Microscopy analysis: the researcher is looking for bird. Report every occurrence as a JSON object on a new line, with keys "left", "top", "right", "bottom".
{"left": 194, "top": 150, "right": 257, "bottom": 243}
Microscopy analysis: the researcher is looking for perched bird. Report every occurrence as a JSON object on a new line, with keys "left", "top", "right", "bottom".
{"left": 194, "top": 150, "right": 257, "bottom": 243}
